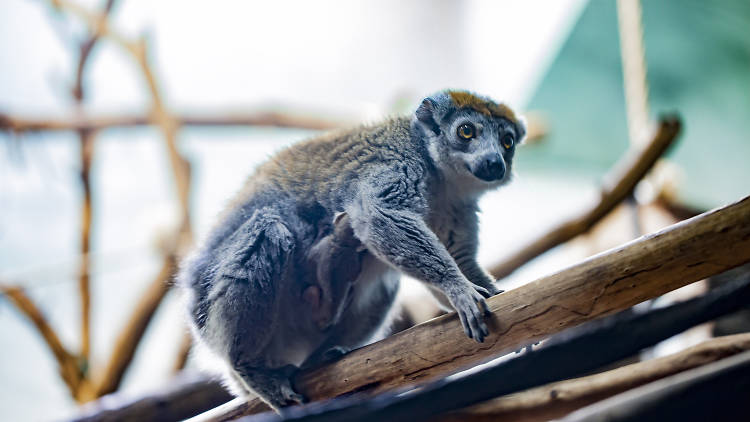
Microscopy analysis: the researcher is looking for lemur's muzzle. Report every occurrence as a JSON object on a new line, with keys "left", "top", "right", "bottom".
{"left": 473, "top": 154, "right": 505, "bottom": 182}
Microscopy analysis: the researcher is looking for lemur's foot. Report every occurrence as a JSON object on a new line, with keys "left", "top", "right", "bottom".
{"left": 235, "top": 364, "right": 307, "bottom": 411}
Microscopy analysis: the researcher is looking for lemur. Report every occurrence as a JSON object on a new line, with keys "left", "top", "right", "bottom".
{"left": 180, "top": 90, "right": 526, "bottom": 410}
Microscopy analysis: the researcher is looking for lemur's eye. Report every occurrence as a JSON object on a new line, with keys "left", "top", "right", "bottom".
{"left": 501, "top": 134, "right": 515, "bottom": 149}
{"left": 457, "top": 123, "right": 476, "bottom": 140}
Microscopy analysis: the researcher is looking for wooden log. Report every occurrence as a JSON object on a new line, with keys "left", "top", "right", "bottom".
{"left": 200, "top": 194, "right": 750, "bottom": 420}
{"left": 559, "top": 350, "right": 750, "bottom": 422}
{"left": 437, "top": 333, "right": 750, "bottom": 422}
{"left": 244, "top": 274, "right": 750, "bottom": 422}
{"left": 71, "top": 373, "right": 231, "bottom": 422}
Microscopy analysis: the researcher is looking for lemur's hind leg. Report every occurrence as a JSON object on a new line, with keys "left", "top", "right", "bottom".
{"left": 199, "top": 207, "right": 305, "bottom": 409}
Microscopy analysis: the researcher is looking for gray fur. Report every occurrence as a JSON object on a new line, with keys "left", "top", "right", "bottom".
{"left": 179, "top": 90, "right": 524, "bottom": 410}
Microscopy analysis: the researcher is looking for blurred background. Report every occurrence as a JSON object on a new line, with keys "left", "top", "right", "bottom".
{"left": 0, "top": 0, "right": 748, "bottom": 420}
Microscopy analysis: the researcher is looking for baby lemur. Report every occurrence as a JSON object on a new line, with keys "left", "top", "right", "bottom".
{"left": 302, "top": 212, "right": 365, "bottom": 332}
{"left": 180, "top": 90, "right": 525, "bottom": 410}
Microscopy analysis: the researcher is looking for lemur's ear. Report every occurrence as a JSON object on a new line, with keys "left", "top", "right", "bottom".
{"left": 515, "top": 115, "right": 528, "bottom": 144}
{"left": 415, "top": 98, "right": 440, "bottom": 135}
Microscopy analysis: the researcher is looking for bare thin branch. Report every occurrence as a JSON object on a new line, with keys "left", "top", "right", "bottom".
{"left": 77, "top": 128, "right": 95, "bottom": 368}
{"left": 69, "top": 0, "right": 118, "bottom": 383}
{"left": 0, "top": 111, "right": 350, "bottom": 133}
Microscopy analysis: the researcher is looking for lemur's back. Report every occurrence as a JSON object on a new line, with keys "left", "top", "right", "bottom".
{"left": 194, "top": 116, "right": 417, "bottom": 279}
{"left": 250, "top": 116, "right": 416, "bottom": 208}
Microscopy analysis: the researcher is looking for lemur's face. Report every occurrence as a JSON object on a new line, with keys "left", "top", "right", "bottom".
{"left": 415, "top": 92, "right": 525, "bottom": 191}
{"left": 441, "top": 110, "right": 519, "bottom": 185}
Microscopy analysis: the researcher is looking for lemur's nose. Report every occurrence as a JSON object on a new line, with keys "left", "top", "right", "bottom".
{"left": 474, "top": 154, "right": 505, "bottom": 182}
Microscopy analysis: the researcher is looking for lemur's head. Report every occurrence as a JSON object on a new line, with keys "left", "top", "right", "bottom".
{"left": 413, "top": 90, "right": 525, "bottom": 191}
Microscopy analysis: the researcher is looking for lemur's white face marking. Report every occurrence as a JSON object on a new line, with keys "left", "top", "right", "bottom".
{"left": 416, "top": 91, "right": 525, "bottom": 196}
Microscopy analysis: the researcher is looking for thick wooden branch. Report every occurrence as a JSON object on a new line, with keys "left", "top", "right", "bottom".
{"left": 0, "top": 283, "right": 82, "bottom": 394}
{"left": 94, "top": 254, "right": 176, "bottom": 396}
{"left": 207, "top": 194, "right": 750, "bottom": 420}
{"left": 489, "top": 116, "right": 681, "bottom": 280}
{"left": 438, "top": 333, "right": 750, "bottom": 422}
{"left": 72, "top": 373, "right": 231, "bottom": 422}
{"left": 263, "top": 272, "right": 750, "bottom": 422}
{"left": 560, "top": 350, "right": 750, "bottom": 422}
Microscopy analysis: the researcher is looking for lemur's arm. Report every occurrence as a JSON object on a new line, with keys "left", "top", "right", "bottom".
{"left": 445, "top": 209, "right": 502, "bottom": 296}
{"left": 347, "top": 166, "right": 490, "bottom": 342}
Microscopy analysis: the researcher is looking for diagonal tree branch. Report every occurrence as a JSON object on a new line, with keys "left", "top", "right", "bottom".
{"left": 263, "top": 275, "right": 750, "bottom": 422}
{"left": 0, "top": 283, "right": 82, "bottom": 394}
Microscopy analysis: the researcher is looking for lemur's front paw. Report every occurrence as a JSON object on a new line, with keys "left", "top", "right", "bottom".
{"left": 449, "top": 285, "right": 490, "bottom": 343}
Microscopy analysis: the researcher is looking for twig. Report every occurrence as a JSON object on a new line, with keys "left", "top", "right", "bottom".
{"left": 48, "top": 0, "right": 191, "bottom": 237}
{"left": 195, "top": 193, "right": 750, "bottom": 420}
{"left": 71, "top": 0, "right": 117, "bottom": 103}
{"left": 488, "top": 116, "right": 681, "bottom": 280}
{"left": 438, "top": 333, "right": 750, "bottom": 422}
{"left": 0, "top": 283, "right": 82, "bottom": 395}
{"left": 77, "top": 128, "right": 95, "bottom": 372}
{"left": 71, "top": 0, "right": 117, "bottom": 376}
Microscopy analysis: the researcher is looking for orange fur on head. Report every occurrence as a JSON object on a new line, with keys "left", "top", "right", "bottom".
{"left": 448, "top": 91, "right": 518, "bottom": 123}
